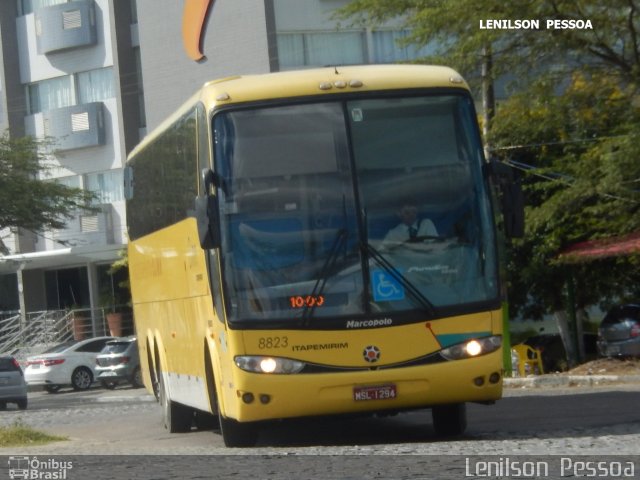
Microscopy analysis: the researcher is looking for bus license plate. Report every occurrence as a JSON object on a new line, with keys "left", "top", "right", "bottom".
{"left": 353, "top": 384, "right": 397, "bottom": 401}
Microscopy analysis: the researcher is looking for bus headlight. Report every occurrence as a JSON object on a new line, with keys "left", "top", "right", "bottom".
{"left": 440, "top": 336, "right": 502, "bottom": 361}
{"left": 234, "top": 356, "right": 306, "bottom": 374}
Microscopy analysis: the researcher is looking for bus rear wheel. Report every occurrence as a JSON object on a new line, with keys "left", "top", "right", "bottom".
{"left": 432, "top": 403, "right": 467, "bottom": 437}
{"left": 159, "top": 371, "right": 192, "bottom": 433}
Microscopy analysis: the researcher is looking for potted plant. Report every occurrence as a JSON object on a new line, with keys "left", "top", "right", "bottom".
{"left": 102, "top": 250, "right": 130, "bottom": 337}
{"left": 70, "top": 304, "right": 86, "bottom": 341}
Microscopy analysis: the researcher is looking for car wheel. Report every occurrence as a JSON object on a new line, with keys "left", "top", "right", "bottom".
{"left": 131, "top": 367, "right": 143, "bottom": 388}
{"left": 71, "top": 367, "right": 93, "bottom": 390}
{"left": 44, "top": 385, "right": 61, "bottom": 394}
{"left": 17, "top": 398, "right": 27, "bottom": 410}
{"left": 101, "top": 380, "right": 118, "bottom": 390}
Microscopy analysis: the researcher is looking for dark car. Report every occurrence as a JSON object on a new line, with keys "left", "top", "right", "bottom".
{"left": 0, "top": 356, "right": 28, "bottom": 410}
{"left": 95, "top": 337, "right": 142, "bottom": 389}
{"left": 598, "top": 304, "right": 640, "bottom": 357}
{"left": 523, "top": 332, "right": 598, "bottom": 372}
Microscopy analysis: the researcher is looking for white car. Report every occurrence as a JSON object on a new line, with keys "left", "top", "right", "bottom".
{"left": 24, "top": 337, "right": 116, "bottom": 393}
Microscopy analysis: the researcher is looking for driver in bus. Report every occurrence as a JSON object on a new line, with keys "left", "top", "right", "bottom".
{"left": 382, "top": 203, "right": 438, "bottom": 248}
{"left": 382, "top": 203, "right": 438, "bottom": 246}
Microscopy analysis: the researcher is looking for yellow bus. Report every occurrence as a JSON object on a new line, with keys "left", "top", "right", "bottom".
{"left": 125, "top": 64, "right": 523, "bottom": 447}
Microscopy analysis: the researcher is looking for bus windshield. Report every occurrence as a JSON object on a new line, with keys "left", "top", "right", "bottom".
{"left": 214, "top": 94, "right": 498, "bottom": 324}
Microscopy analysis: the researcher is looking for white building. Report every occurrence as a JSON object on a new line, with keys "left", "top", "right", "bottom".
{"left": 0, "top": 0, "right": 433, "bottom": 334}
{"left": 0, "top": 0, "right": 143, "bottom": 323}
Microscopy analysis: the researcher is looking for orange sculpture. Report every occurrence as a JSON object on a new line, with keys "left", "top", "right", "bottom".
{"left": 182, "top": 0, "right": 214, "bottom": 62}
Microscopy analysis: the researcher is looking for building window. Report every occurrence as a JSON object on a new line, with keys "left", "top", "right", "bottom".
{"left": 76, "top": 67, "right": 115, "bottom": 104}
{"left": 85, "top": 170, "right": 124, "bottom": 204}
{"left": 130, "top": 0, "right": 138, "bottom": 24}
{"left": 61, "top": 9, "right": 82, "bottom": 29}
{"left": 133, "top": 48, "right": 146, "bottom": 128}
{"left": 71, "top": 112, "right": 90, "bottom": 132}
{"left": 277, "top": 32, "right": 366, "bottom": 68}
{"left": 371, "top": 29, "right": 434, "bottom": 63}
{"left": 27, "top": 75, "right": 73, "bottom": 114}
{"left": 18, "top": 0, "right": 68, "bottom": 16}
{"left": 55, "top": 175, "right": 81, "bottom": 189}
{"left": 27, "top": 68, "right": 115, "bottom": 115}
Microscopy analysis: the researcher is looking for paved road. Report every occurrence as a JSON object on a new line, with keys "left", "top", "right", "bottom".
{"left": 0, "top": 384, "right": 638, "bottom": 479}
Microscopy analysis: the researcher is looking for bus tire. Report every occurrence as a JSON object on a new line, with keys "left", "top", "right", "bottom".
{"left": 218, "top": 413, "right": 258, "bottom": 448}
{"left": 432, "top": 403, "right": 467, "bottom": 437}
{"left": 149, "top": 340, "right": 160, "bottom": 400}
{"left": 159, "top": 371, "right": 192, "bottom": 433}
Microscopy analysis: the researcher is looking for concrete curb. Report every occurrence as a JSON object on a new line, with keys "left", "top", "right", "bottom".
{"left": 96, "top": 394, "right": 156, "bottom": 403}
{"left": 504, "top": 374, "right": 640, "bottom": 388}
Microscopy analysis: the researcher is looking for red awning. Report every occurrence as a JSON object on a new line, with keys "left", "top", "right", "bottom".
{"left": 559, "top": 231, "right": 640, "bottom": 262}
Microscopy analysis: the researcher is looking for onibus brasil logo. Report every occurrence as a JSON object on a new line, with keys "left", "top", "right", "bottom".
{"left": 8, "top": 456, "right": 73, "bottom": 479}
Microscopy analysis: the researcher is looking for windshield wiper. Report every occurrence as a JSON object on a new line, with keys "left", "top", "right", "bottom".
{"left": 361, "top": 241, "right": 437, "bottom": 317}
{"left": 301, "top": 227, "right": 348, "bottom": 322}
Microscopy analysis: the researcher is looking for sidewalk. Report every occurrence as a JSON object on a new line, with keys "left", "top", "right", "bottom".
{"left": 504, "top": 373, "right": 640, "bottom": 388}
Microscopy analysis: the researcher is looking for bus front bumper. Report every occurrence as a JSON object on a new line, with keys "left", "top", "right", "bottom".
{"left": 222, "top": 349, "right": 503, "bottom": 422}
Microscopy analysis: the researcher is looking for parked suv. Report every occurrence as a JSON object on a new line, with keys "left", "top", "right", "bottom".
{"left": 96, "top": 337, "right": 143, "bottom": 389}
{"left": 0, "top": 356, "right": 28, "bottom": 410}
{"left": 598, "top": 304, "right": 640, "bottom": 357}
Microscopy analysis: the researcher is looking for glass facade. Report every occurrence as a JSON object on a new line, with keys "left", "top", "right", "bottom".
{"left": 85, "top": 170, "right": 124, "bottom": 204}
{"left": 18, "top": 0, "right": 68, "bottom": 16}
{"left": 77, "top": 67, "right": 115, "bottom": 104}
{"left": 27, "top": 68, "right": 114, "bottom": 114}
{"left": 27, "top": 75, "right": 73, "bottom": 114}
{"left": 276, "top": 28, "right": 436, "bottom": 69}
{"left": 277, "top": 32, "right": 366, "bottom": 69}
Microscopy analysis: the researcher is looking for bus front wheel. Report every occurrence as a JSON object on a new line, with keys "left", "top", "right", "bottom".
{"left": 432, "top": 403, "right": 467, "bottom": 437}
{"left": 218, "top": 414, "right": 259, "bottom": 448}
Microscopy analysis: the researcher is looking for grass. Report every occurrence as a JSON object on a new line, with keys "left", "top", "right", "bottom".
{"left": 0, "top": 420, "right": 67, "bottom": 447}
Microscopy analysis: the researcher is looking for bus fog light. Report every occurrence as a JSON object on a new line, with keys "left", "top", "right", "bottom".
{"left": 242, "top": 392, "right": 255, "bottom": 404}
{"left": 489, "top": 372, "right": 501, "bottom": 384}
{"left": 473, "top": 376, "right": 485, "bottom": 386}
{"left": 235, "top": 356, "right": 305, "bottom": 374}
{"left": 259, "top": 394, "right": 271, "bottom": 404}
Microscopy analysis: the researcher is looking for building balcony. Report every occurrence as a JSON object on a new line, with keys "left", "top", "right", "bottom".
{"left": 35, "top": 0, "right": 97, "bottom": 55}
{"left": 43, "top": 102, "right": 105, "bottom": 151}
{"left": 42, "top": 204, "right": 115, "bottom": 251}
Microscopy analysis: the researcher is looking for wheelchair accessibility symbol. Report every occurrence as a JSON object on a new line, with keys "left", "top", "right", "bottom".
{"left": 371, "top": 270, "right": 405, "bottom": 302}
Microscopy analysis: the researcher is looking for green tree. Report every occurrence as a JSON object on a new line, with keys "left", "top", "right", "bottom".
{"left": 337, "top": 0, "right": 640, "bottom": 141}
{"left": 0, "top": 133, "right": 95, "bottom": 254}
{"left": 490, "top": 73, "right": 640, "bottom": 362}
{"left": 338, "top": 0, "right": 640, "bottom": 363}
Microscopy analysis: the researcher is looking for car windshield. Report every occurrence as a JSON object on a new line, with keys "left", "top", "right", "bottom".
{"left": 101, "top": 342, "right": 130, "bottom": 354}
{"left": 214, "top": 95, "right": 498, "bottom": 324}
{"left": 0, "top": 358, "right": 18, "bottom": 372}
{"left": 602, "top": 306, "right": 640, "bottom": 325}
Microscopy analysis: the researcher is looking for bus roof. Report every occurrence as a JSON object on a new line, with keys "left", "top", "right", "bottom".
{"left": 129, "top": 64, "right": 469, "bottom": 160}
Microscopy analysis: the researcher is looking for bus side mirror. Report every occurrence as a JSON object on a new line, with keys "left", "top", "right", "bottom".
{"left": 486, "top": 161, "right": 525, "bottom": 238}
{"left": 196, "top": 169, "right": 221, "bottom": 249}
